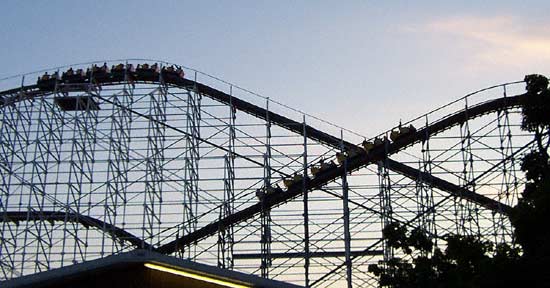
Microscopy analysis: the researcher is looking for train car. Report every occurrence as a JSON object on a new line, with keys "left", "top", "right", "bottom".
{"left": 135, "top": 63, "right": 160, "bottom": 82}
{"left": 110, "top": 63, "right": 135, "bottom": 82}
{"left": 36, "top": 71, "right": 59, "bottom": 91}
{"left": 362, "top": 140, "right": 375, "bottom": 154}
{"left": 283, "top": 174, "right": 305, "bottom": 189}
{"left": 161, "top": 65, "right": 185, "bottom": 84}
{"left": 336, "top": 152, "right": 347, "bottom": 165}
{"left": 84, "top": 63, "right": 111, "bottom": 84}
{"left": 62, "top": 68, "right": 87, "bottom": 84}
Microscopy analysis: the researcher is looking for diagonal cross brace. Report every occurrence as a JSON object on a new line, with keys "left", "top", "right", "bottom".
{"left": 156, "top": 85, "right": 523, "bottom": 254}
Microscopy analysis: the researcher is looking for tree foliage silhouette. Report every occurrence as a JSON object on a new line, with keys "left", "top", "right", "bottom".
{"left": 371, "top": 74, "right": 550, "bottom": 287}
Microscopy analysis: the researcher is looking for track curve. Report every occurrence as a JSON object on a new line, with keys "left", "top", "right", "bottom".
{"left": 0, "top": 211, "right": 152, "bottom": 249}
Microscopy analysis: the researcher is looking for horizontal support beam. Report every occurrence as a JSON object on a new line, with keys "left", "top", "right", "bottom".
{"left": 233, "top": 250, "right": 384, "bottom": 259}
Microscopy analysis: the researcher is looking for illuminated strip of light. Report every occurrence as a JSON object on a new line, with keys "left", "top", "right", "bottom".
{"left": 144, "top": 263, "right": 251, "bottom": 288}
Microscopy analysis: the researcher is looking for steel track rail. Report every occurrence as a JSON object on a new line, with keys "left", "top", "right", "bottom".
{"left": 0, "top": 211, "right": 152, "bottom": 249}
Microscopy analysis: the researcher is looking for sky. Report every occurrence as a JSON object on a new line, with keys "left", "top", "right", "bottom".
{"left": 1, "top": 1, "right": 549, "bottom": 136}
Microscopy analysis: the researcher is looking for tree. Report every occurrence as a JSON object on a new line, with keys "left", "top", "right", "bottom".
{"left": 369, "top": 223, "right": 520, "bottom": 287}
{"left": 371, "top": 74, "right": 550, "bottom": 287}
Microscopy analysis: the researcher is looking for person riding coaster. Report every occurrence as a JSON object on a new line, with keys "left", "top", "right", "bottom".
{"left": 36, "top": 71, "right": 62, "bottom": 89}
{"left": 61, "top": 67, "right": 87, "bottom": 83}
{"left": 373, "top": 136, "right": 389, "bottom": 147}
{"left": 175, "top": 67, "right": 185, "bottom": 78}
{"left": 321, "top": 160, "right": 337, "bottom": 170}
{"left": 112, "top": 63, "right": 125, "bottom": 71}
{"left": 161, "top": 65, "right": 186, "bottom": 82}
{"left": 151, "top": 63, "right": 160, "bottom": 73}
{"left": 310, "top": 159, "right": 337, "bottom": 177}
{"left": 335, "top": 152, "right": 347, "bottom": 165}
{"left": 390, "top": 123, "right": 417, "bottom": 142}
{"left": 310, "top": 165, "right": 321, "bottom": 176}
{"left": 135, "top": 63, "right": 162, "bottom": 81}
{"left": 266, "top": 184, "right": 283, "bottom": 195}
{"left": 399, "top": 124, "right": 417, "bottom": 135}
{"left": 336, "top": 147, "right": 363, "bottom": 165}
{"left": 256, "top": 184, "right": 284, "bottom": 200}
{"left": 91, "top": 63, "right": 110, "bottom": 74}
{"left": 39, "top": 72, "right": 50, "bottom": 81}
{"left": 362, "top": 140, "right": 375, "bottom": 154}
{"left": 109, "top": 63, "right": 136, "bottom": 82}
{"left": 390, "top": 129, "right": 400, "bottom": 142}
{"left": 65, "top": 68, "right": 74, "bottom": 76}
{"left": 85, "top": 63, "right": 111, "bottom": 84}
{"left": 36, "top": 72, "right": 57, "bottom": 90}
{"left": 283, "top": 174, "right": 304, "bottom": 189}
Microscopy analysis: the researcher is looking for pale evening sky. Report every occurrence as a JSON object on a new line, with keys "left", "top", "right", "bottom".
{"left": 1, "top": 1, "right": 549, "bottom": 135}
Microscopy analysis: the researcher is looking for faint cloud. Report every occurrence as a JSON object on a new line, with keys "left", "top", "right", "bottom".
{"left": 409, "top": 15, "right": 550, "bottom": 67}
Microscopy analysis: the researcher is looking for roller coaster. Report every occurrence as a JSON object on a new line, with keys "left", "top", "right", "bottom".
{"left": 0, "top": 60, "right": 534, "bottom": 287}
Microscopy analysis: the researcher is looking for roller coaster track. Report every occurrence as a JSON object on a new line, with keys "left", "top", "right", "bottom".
{"left": 0, "top": 211, "right": 151, "bottom": 249}
{"left": 156, "top": 94, "right": 523, "bottom": 254}
{"left": 0, "top": 72, "right": 521, "bottom": 255}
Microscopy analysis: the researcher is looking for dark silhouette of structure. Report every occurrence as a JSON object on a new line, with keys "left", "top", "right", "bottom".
{"left": 0, "top": 60, "right": 531, "bottom": 287}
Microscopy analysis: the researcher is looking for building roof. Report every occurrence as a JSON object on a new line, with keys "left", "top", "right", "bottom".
{"left": 3, "top": 249, "right": 303, "bottom": 288}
